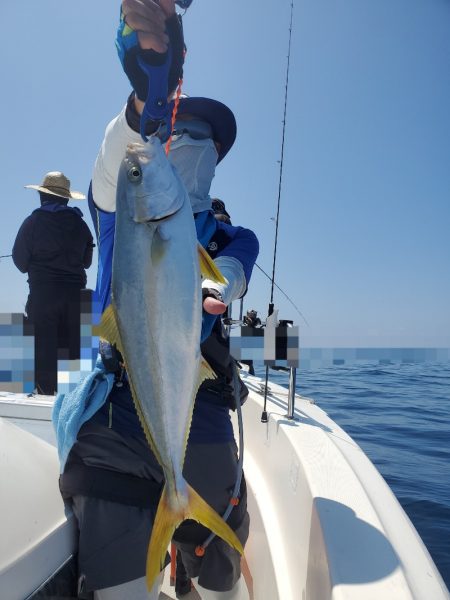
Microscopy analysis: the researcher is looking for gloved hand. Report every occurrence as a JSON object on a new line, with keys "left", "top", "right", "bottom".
{"left": 116, "top": 0, "right": 185, "bottom": 102}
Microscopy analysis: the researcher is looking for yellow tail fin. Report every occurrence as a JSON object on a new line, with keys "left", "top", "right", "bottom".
{"left": 198, "top": 243, "right": 228, "bottom": 285}
{"left": 146, "top": 483, "right": 243, "bottom": 590}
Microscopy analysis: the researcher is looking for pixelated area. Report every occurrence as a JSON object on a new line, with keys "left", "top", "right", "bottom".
{"left": 0, "top": 313, "right": 35, "bottom": 393}
{"left": 230, "top": 325, "right": 300, "bottom": 368}
{"left": 0, "top": 290, "right": 102, "bottom": 395}
{"left": 57, "top": 290, "right": 101, "bottom": 395}
{"left": 297, "top": 347, "right": 450, "bottom": 369}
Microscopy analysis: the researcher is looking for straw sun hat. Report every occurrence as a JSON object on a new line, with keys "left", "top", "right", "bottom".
{"left": 25, "top": 171, "right": 86, "bottom": 200}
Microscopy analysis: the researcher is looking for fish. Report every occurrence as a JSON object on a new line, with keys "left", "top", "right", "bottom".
{"left": 98, "top": 137, "right": 243, "bottom": 590}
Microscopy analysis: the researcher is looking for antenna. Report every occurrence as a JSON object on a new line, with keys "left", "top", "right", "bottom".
{"left": 261, "top": 0, "right": 295, "bottom": 423}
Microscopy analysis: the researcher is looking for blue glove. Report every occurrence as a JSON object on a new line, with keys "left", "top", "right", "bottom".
{"left": 201, "top": 313, "right": 219, "bottom": 343}
{"left": 115, "top": 10, "right": 185, "bottom": 102}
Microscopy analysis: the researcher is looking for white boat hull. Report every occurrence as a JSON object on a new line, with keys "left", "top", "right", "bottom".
{"left": 237, "top": 373, "right": 449, "bottom": 600}
{"left": 0, "top": 379, "right": 448, "bottom": 600}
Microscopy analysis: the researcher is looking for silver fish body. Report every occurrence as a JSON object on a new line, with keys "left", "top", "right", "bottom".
{"left": 105, "top": 137, "right": 242, "bottom": 588}
{"left": 113, "top": 138, "right": 201, "bottom": 502}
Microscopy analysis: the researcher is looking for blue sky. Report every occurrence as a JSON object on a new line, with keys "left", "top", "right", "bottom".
{"left": 1, "top": 0, "right": 449, "bottom": 346}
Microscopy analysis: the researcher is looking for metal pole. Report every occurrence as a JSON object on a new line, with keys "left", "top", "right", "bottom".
{"left": 287, "top": 367, "right": 296, "bottom": 419}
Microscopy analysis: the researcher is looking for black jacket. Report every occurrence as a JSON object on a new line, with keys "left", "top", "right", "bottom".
{"left": 12, "top": 205, "right": 94, "bottom": 288}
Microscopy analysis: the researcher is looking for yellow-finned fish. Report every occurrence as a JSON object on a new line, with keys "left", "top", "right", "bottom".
{"left": 98, "top": 137, "right": 242, "bottom": 590}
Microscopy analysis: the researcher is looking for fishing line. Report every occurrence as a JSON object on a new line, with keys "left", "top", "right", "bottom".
{"left": 262, "top": 0, "right": 295, "bottom": 423}
{"left": 255, "top": 263, "right": 309, "bottom": 327}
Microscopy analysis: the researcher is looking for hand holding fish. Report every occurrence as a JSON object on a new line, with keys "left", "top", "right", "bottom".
{"left": 117, "top": 0, "right": 184, "bottom": 107}
{"left": 122, "top": 0, "right": 175, "bottom": 52}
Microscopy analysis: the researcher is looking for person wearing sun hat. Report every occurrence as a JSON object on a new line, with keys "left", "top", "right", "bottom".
{"left": 53, "top": 2, "right": 258, "bottom": 599}
{"left": 12, "top": 171, "right": 94, "bottom": 396}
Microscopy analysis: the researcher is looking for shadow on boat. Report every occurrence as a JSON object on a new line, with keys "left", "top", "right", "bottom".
{"left": 307, "top": 497, "right": 400, "bottom": 588}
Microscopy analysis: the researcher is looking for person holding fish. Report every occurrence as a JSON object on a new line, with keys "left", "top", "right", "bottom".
{"left": 53, "top": 1, "right": 259, "bottom": 599}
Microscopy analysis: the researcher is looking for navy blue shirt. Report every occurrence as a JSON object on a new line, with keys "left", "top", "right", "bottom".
{"left": 13, "top": 202, "right": 93, "bottom": 287}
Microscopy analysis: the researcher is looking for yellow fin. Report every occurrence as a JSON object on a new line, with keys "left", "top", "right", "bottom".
{"left": 199, "top": 356, "right": 216, "bottom": 383}
{"left": 187, "top": 483, "right": 244, "bottom": 554}
{"left": 146, "top": 486, "right": 178, "bottom": 589}
{"left": 146, "top": 483, "right": 243, "bottom": 590}
{"left": 198, "top": 243, "right": 228, "bottom": 285}
{"left": 123, "top": 24, "right": 134, "bottom": 36}
{"left": 93, "top": 304, "right": 124, "bottom": 356}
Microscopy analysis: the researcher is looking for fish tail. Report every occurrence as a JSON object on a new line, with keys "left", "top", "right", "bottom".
{"left": 186, "top": 483, "right": 244, "bottom": 554}
{"left": 146, "top": 483, "right": 243, "bottom": 590}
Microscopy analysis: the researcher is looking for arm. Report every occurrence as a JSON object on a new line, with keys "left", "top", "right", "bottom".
{"left": 12, "top": 217, "right": 34, "bottom": 273}
{"left": 91, "top": 104, "right": 142, "bottom": 212}
{"left": 92, "top": 0, "right": 184, "bottom": 212}
{"left": 202, "top": 226, "right": 260, "bottom": 314}
{"left": 83, "top": 225, "right": 95, "bottom": 269}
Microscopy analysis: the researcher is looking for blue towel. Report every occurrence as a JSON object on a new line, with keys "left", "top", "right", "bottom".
{"left": 52, "top": 357, "right": 115, "bottom": 473}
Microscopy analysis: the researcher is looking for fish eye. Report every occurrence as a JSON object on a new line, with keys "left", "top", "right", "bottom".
{"left": 127, "top": 165, "right": 142, "bottom": 183}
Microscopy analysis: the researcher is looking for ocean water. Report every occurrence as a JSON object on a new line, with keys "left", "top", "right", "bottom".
{"left": 259, "top": 360, "right": 450, "bottom": 589}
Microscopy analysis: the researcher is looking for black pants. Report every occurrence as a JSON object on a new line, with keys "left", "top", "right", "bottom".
{"left": 27, "top": 284, "right": 82, "bottom": 395}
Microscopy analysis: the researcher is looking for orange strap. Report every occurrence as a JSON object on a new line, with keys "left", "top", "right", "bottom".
{"left": 165, "top": 48, "right": 187, "bottom": 156}
{"left": 170, "top": 543, "right": 177, "bottom": 586}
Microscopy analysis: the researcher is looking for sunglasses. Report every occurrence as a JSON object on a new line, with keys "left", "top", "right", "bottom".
{"left": 157, "top": 119, "right": 213, "bottom": 144}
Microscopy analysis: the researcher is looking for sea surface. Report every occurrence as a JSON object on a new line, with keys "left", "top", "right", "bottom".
{"left": 257, "top": 359, "right": 450, "bottom": 590}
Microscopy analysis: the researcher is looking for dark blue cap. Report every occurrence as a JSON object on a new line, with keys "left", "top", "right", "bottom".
{"left": 176, "top": 97, "right": 237, "bottom": 163}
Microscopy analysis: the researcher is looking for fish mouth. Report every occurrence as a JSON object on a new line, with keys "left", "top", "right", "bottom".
{"left": 133, "top": 199, "right": 183, "bottom": 224}
{"left": 142, "top": 210, "right": 180, "bottom": 224}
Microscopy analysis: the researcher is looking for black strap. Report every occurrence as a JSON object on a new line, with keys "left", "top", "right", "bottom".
{"left": 60, "top": 460, "right": 163, "bottom": 509}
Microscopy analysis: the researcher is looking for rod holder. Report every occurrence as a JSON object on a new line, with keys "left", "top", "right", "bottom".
{"left": 287, "top": 367, "right": 296, "bottom": 419}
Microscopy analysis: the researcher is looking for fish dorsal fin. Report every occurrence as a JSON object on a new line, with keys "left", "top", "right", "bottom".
{"left": 96, "top": 304, "right": 124, "bottom": 356}
{"left": 197, "top": 243, "right": 228, "bottom": 285}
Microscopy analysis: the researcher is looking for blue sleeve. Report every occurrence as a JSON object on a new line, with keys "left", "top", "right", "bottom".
{"left": 216, "top": 222, "right": 260, "bottom": 286}
{"left": 201, "top": 222, "right": 259, "bottom": 341}
{"left": 88, "top": 183, "right": 116, "bottom": 312}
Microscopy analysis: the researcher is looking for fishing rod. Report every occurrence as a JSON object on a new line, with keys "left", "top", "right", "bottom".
{"left": 261, "top": 0, "right": 295, "bottom": 423}
{"left": 254, "top": 263, "right": 309, "bottom": 327}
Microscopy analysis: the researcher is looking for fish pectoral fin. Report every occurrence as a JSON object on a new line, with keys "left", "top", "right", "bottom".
{"left": 95, "top": 304, "right": 124, "bottom": 356}
{"left": 146, "top": 483, "right": 244, "bottom": 591}
{"left": 198, "top": 243, "right": 228, "bottom": 285}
